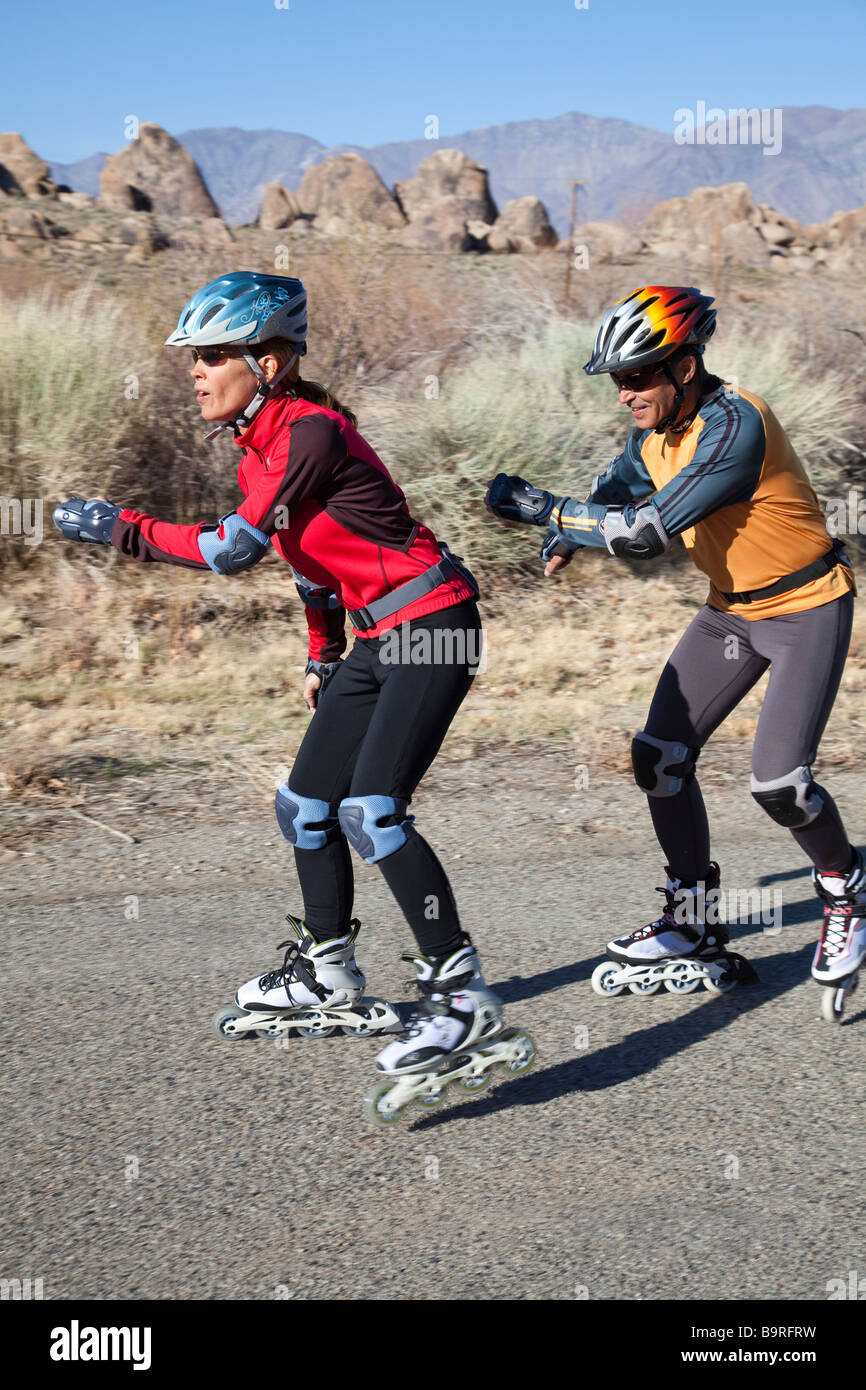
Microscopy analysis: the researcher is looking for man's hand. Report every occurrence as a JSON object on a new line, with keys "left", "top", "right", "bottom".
{"left": 485, "top": 474, "right": 555, "bottom": 525}
{"left": 540, "top": 529, "right": 579, "bottom": 578}
{"left": 53, "top": 497, "right": 121, "bottom": 545}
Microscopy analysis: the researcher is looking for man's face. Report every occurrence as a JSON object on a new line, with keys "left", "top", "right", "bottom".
{"left": 610, "top": 356, "right": 695, "bottom": 430}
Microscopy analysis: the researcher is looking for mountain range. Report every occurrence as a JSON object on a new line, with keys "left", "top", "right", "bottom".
{"left": 49, "top": 106, "right": 866, "bottom": 234}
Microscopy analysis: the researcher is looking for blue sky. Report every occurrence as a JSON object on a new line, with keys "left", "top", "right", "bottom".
{"left": 3, "top": 0, "right": 865, "bottom": 163}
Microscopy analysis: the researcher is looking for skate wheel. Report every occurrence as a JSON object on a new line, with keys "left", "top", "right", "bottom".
{"left": 255, "top": 1020, "right": 286, "bottom": 1040}
{"left": 821, "top": 983, "right": 848, "bottom": 1023}
{"left": 664, "top": 964, "right": 702, "bottom": 994}
{"left": 414, "top": 1089, "right": 446, "bottom": 1110}
{"left": 591, "top": 961, "right": 626, "bottom": 997}
{"left": 211, "top": 1007, "right": 252, "bottom": 1040}
{"left": 499, "top": 1028, "right": 536, "bottom": 1075}
{"left": 627, "top": 976, "right": 661, "bottom": 996}
{"left": 341, "top": 1022, "right": 374, "bottom": 1037}
{"left": 456, "top": 1069, "right": 491, "bottom": 1094}
{"left": 298, "top": 1024, "right": 337, "bottom": 1039}
{"left": 703, "top": 970, "right": 736, "bottom": 994}
{"left": 363, "top": 1081, "right": 405, "bottom": 1126}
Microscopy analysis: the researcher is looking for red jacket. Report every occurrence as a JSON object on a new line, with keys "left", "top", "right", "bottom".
{"left": 112, "top": 392, "right": 476, "bottom": 661}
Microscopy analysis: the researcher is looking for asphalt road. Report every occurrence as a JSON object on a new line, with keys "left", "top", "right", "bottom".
{"left": 1, "top": 744, "right": 864, "bottom": 1301}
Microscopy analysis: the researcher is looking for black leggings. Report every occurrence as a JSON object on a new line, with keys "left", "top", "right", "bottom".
{"left": 287, "top": 600, "right": 481, "bottom": 955}
{"left": 642, "top": 594, "right": 854, "bottom": 879}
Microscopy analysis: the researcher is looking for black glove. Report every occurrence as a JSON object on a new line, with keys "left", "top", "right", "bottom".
{"left": 305, "top": 658, "right": 343, "bottom": 696}
{"left": 485, "top": 473, "right": 555, "bottom": 525}
{"left": 540, "top": 530, "right": 580, "bottom": 568}
{"left": 53, "top": 497, "right": 121, "bottom": 545}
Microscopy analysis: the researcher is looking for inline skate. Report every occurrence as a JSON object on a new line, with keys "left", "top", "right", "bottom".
{"left": 212, "top": 915, "right": 402, "bottom": 1041}
{"left": 812, "top": 851, "right": 866, "bottom": 1023}
{"left": 364, "top": 939, "right": 536, "bottom": 1125}
{"left": 591, "top": 863, "right": 758, "bottom": 999}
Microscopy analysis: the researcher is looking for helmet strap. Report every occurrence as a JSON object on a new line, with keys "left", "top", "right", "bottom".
{"left": 655, "top": 358, "right": 703, "bottom": 436}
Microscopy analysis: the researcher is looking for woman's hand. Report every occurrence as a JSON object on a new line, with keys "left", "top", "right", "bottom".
{"left": 304, "top": 671, "right": 322, "bottom": 711}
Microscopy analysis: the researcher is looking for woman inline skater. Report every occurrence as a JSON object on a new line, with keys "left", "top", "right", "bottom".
{"left": 53, "top": 271, "right": 534, "bottom": 1118}
{"left": 486, "top": 286, "right": 862, "bottom": 1021}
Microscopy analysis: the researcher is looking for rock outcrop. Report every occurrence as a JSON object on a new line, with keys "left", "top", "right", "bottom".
{"left": 565, "top": 219, "right": 646, "bottom": 264}
{"left": 0, "top": 133, "right": 57, "bottom": 197}
{"left": 294, "top": 153, "right": 404, "bottom": 235}
{"left": 99, "top": 122, "right": 220, "bottom": 219}
{"left": 395, "top": 150, "right": 497, "bottom": 226}
{"left": 487, "top": 196, "right": 557, "bottom": 254}
{"left": 257, "top": 182, "right": 302, "bottom": 230}
{"left": 638, "top": 182, "right": 820, "bottom": 270}
{"left": 806, "top": 203, "right": 866, "bottom": 267}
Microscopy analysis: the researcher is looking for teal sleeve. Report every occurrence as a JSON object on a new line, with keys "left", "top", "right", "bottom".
{"left": 547, "top": 430, "right": 654, "bottom": 551}
{"left": 586, "top": 429, "right": 655, "bottom": 505}
{"left": 653, "top": 396, "right": 765, "bottom": 536}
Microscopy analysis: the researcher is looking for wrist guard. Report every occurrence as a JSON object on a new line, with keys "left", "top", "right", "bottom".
{"left": 53, "top": 497, "right": 121, "bottom": 545}
{"left": 485, "top": 473, "right": 555, "bottom": 525}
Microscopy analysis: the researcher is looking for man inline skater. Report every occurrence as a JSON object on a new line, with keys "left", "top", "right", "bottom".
{"left": 486, "top": 286, "right": 863, "bottom": 1019}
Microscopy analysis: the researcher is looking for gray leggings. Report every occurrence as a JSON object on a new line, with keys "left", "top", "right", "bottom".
{"left": 641, "top": 593, "right": 854, "bottom": 879}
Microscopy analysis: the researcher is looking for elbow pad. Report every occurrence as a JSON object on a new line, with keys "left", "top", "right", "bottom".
{"left": 197, "top": 513, "right": 271, "bottom": 575}
{"left": 600, "top": 504, "right": 669, "bottom": 560}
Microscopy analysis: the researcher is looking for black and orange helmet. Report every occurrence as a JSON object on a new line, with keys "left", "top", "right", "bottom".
{"left": 584, "top": 286, "right": 716, "bottom": 376}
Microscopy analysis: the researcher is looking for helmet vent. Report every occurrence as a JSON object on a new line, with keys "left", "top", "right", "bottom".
{"left": 200, "top": 304, "right": 223, "bottom": 327}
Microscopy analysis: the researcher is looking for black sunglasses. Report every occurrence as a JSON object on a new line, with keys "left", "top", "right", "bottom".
{"left": 190, "top": 346, "right": 242, "bottom": 366}
{"left": 610, "top": 363, "right": 665, "bottom": 392}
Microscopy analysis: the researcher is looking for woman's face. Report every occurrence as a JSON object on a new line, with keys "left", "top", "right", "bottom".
{"left": 189, "top": 348, "right": 260, "bottom": 421}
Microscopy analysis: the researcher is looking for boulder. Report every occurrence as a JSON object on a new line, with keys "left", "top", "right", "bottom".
{"left": 720, "top": 220, "right": 772, "bottom": 265}
{"left": 57, "top": 191, "right": 97, "bottom": 209}
{"left": 641, "top": 182, "right": 760, "bottom": 243}
{"left": 808, "top": 202, "right": 866, "bottom": 253}
{"left": 488, "top": 196, "right": 557, "bottom": 254}
{"left": 395, "top": 150, "right": 497, "bottom": 227}
{"left": 169, "top": 216, "right": 234, "bottom": 251}
{"left": 401, "top": 200, "right": 478, "bottom": 253}
{"left": 758, "top": 221, "right": 795, "bottom": 247}
{"left": 99, "top": 122, "right": 220, "bottom": 219}
{"left": 294, "top": 153, "right": 405, "bottom": 235}
{"left": 0, "top": 205, "right": 61, "bottom": 239}
{"left": 0, "top": 133, "right": 56, "bottom": 197}
{"left": 257, "top": 182, "right": 301, "bottom": 230}
{"left": 567, "top": 219, "right": 645, "bottom": 264}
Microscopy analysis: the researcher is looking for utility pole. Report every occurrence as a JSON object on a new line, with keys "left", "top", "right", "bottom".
{"left": 563, "top": 179, "right": 585, "bottom": 304}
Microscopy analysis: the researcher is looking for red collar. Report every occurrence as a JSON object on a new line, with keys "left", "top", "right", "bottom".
{"left": 233, "top": 391, "right": 309, "bottom": 451}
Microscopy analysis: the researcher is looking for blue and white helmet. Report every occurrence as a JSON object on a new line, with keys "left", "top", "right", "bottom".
{"left": 165, "top": 272, "right": 307, "bottom": 354}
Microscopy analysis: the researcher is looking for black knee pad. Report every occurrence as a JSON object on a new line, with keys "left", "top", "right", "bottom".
{"left": 631, "top": 732, "right": 698, "bottom": 797}
{"left": 750, "top": 766, "right": 824, "bottom": 828}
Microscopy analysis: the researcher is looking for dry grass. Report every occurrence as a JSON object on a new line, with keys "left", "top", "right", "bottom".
{"left": 2, "top": 551, "right": 864, "bottom": 817}
{"left": 2, "top": 239, "right": 865, "bottom": 805}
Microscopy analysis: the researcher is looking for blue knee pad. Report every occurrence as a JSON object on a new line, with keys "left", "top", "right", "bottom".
{"left": 275, "top": 785, "right": 338, "bottom": 850}
{"left": 338, "top": 795, "right": 416, "bottom": 864}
